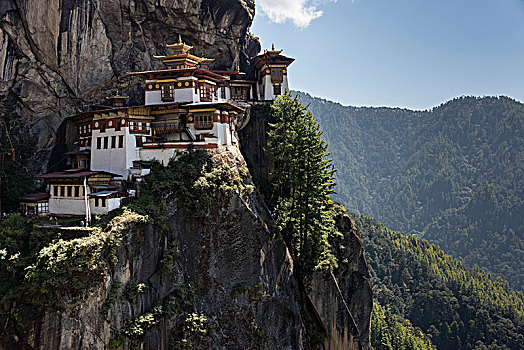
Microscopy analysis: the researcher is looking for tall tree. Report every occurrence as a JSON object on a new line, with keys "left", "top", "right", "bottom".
{"left": 0, "top": 96, "right": 33, "bottom": 214}
{"left": 268, "top": 92, "right": 336, "bottom": 275}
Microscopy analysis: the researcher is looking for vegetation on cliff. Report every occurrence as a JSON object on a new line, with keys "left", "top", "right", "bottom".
{"left": 297, "top": 92, "right": 524, "bottom": 290}
{"left": 0, "top": 148, "right": 267, "bottom": 348}
{"left": 356, "top": 214, "right": 524, "bottom": 349}
{"left": 268, "top": 92, "right": 337, "bottom": 275}
{"left": 0, "top": 95, "right": 35, "bottom": 213}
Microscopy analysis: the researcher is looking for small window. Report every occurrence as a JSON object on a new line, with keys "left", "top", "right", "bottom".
{"left": 101, "top": 198, "right": 106, "bottom": 207}
{"left": 38, "top": 202, "right": 49, "bottom": 214}
{"left": 104, "top": 137, "right": 108, "bottom": 149}
{"left": 118, "top": 135, "right": 124, "bottom": 148}
{"left": 199, "top": 83, "right": 213, "bottom": 102}
{"left": 220, "top": 86, "right": 226, "bottom": 99}
{"left": 60, "top": 186, "right": 65, "bottom": 197}
{"left": 53, "top": 185, "right": 59, "bottom": 197}
{"left": 95, "top": 197, "right": 99, "bottom": 207}
{"left": 67, "top": 186, "right": 72, "bottom": 197}
{"left": 74, "top": 186, "right": 80, "bottom": 198}
{"left": 88, "top": 138, "right": 92, "bottom": 147}
{"left": 273, "top": 84, "right": 281, "bottom": 96}
{"left": 194, "top": 114, "right": 213, "bottom": 129}
{"left": 111, "top": 136, "right": 116, "bottom": 148}
{"left": 161, "top": 84, "right": 174, "bottom": 102}
{"left": 135, "top": 136, "right": 143, "bottom": 147}
{"left": 97, "top": 137, "right": 102, "bottom": 149}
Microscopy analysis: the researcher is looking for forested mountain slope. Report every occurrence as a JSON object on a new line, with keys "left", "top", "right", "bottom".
{"left": 296, "top": 92, "right": 524, "bottom": 289}
{"left": 354, "top": 213, "right": 524, "bottom": 350}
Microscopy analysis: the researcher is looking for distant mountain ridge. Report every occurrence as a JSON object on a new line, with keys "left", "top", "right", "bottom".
{"left": 295, "top": 91, "right": 524, "bottom": 290}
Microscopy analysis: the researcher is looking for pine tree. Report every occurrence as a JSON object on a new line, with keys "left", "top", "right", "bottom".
{"left": 268, "top": 92, "right": 336, "bottom": 275}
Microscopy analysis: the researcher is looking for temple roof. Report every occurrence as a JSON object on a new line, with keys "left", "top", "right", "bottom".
{"left": 251, "top": 46, "right": 294, "bottom": 69}
{"left": 19, "top": 193, "right": 50, "bottom": 202}
{"left": 38, "top": 169, "right": 119, "bottom": 180}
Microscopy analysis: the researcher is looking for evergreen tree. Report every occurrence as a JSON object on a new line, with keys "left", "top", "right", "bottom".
{"left": 268, "top": 92, "right": 336, "bottom": 275}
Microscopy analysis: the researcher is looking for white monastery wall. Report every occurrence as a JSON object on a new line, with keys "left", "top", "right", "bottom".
{"left": 49, "top": 198, "right": 86, "bottom": 216}
{"left": 263, "top": 75, "right": 273, "bottom": 100}
{"left": 145, "top": 90, "right": 162, "bottom": 105}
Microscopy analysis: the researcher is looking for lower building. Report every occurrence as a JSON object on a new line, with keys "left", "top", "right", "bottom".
{"left": 38, "top": 169, "right": 125, "bottom": 218}
{"left": 19, "top": 193, "right": 50, "bottom": 217}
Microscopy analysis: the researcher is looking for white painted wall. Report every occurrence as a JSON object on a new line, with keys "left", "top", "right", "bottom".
{"left": 282, "top": 74, "right": 289, "bottom": 93}
{"left": 49, "top": 198, "right": 86, "bottom": 216}
{"left": 140, "top": 148, "right": 179, "bottom": 165}
{"left": 90, "top": 197, "right": 121, "bottom": 215}
{"left": 91, "top": 128, "right": 141, "bottom": 179}
{"left": 145, "top": 90, "right": 162, "bottom": 105}
{"left": 263, "top": 75, "right": 273, "bottom": 100}
{"left": 174, "top": 88, "right": 195, "bottom": 103}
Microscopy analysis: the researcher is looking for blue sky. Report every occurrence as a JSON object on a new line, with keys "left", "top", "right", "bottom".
{"left": 252, "top": 0, "right": 524, "bottom": 110}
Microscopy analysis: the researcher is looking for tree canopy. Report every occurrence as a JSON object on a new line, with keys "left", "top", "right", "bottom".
{"left": 268, "top": 92, "right": 337, "bottom": 275}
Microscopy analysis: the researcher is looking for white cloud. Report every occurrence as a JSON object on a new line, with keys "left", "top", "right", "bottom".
{"left": 258, "top": 0, "right": 337, "bottom": 28}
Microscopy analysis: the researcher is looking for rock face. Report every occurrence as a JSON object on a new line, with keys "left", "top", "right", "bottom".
{"left": 307, "top": 214, "right": 372, "bottom": 349}
{"left": 237, "top": 104, "right": 373, "bottom": 349}
{"left": 0, "top": 0, "right": 259, "bottom": 174}
{"left": 7, "top": 149, "right": 305, "bottom": 349}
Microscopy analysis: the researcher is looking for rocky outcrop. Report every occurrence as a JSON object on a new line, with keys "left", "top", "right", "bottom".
{"left": 0, "top": 0, "right": 259, "bottom": 174}
{"left": 307, "top": 214, "right": 372, "bottom": 349}
{"left": 237, "top": 104, "right": 373, "bottom": 349}
{"left": 4, "top": 149, "right": 305, "bottom": 349}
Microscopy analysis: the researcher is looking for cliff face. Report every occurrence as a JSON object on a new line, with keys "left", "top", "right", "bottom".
{"left": 237, "top": 104, "right": 373, "bottom": 349}
{"left": 0, "top": 0, "right": 259, "bottom": 173}
{"left": 4, "top": 149, "right": 304, "bottom": 349}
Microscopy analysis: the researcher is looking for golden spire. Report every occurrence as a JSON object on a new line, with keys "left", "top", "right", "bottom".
{"left": 272, "top": 43, "right": 275, "bottom": 50}
{"left": 178, "top": 34, "right": 182, "bottom": 44}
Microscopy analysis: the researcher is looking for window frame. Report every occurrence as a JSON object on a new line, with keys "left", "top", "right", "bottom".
{"left": 194, "top": 114, "right": 214, "bottom": 129}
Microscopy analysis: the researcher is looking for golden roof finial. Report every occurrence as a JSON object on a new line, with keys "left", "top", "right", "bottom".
{"left": 271, "top": 43, "right": 275, "bottom": 50}
{"left": 178, "top": 34, "right": 182, "bottom": 44}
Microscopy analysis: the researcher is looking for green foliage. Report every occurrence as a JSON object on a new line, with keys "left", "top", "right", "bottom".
{"left": 268, "top": 92, "right": 337, "bottom": 275}
{"left": 159, "top": 240, "right": 180, "bottom": 275}
{"left": 107, "top": 337, "right": 124, "bottom": 349}
{"left": 355, "top": 214, "right": 524, "bottom": 349}
{"left": 123, "top": 305, "right": 164, "bottom": 338}
{"left": 0, "top": 95, "right": 35, "bottom": 213}
{"left": 123, "top": 281, "right": 147, "bottom": 301}
{"left": 101, "top": 281, "right": 123, "bottom": 318}
{"left": 371, "top": 302, "right": 434, "bottom": 350}
{"left": 163, "top": 285, "right": 196, "bottom": 317}
{"left": 170, "top": 312, "right": 216, "bottom": 349}
{"left": 24, "top": 210, "right": 147, "bottom": 307}
{"left": 297, "top": 92, "right": 524, "bottom": 290}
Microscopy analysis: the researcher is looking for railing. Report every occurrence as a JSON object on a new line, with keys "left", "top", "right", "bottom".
{"left": 151, "top": 120, "right": 184, "bottom": 134}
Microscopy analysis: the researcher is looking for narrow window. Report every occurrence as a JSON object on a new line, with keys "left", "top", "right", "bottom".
{"left": 118, "top": 135, "right": 124, "bottom": 148}
{"left": 74, "top": 186, "right": 80, "bottom": 198}
{"left": 111, "top": 136, "right": 116, "bottom": 148}
{"left": 101, "top": 198, "right": 106, "bottom": 207}
{"left": 60, "top": 186, "right": 65, "bottom": 197}
{"left": 273, "top": 84, "right": 281, "bottom": 96}
{"left": 161, "top": 84, "right": 174, "bottom": 102}
{"left": 135, "top": 136, "right": 143, "bottom": 147}
{"left": 95, "top": 197, "right": 99, "bottom": 207}
{"left": 97, "top": 137, "right": 102, "bottom": 149}
{"left": 104, "top": 137, "right": 108, "bottom": 149}
{"left": 88, "top": 138, "right": 92, "bottom": 147}
{"left": 53, "top": 185, "right": 59, "bottom": 197}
